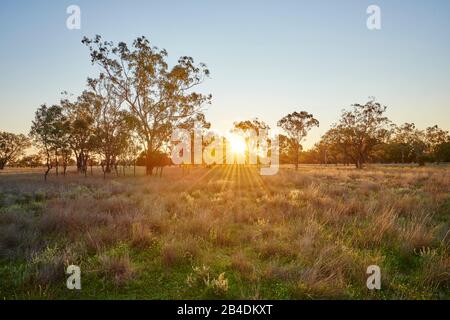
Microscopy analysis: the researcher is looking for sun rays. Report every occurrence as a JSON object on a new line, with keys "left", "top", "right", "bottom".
{"left": 182, "top": 164, "right": 271, "bottom": 198}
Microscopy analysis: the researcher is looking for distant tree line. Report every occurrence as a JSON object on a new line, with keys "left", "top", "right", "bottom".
{"left": 0, "top": 37, "right": 449, "bottom": 176}
{"left": 232, "top": 100, "right": 450, "bottom": 169}
{"left": 296, "top": 99, "right": 450, "bottom": 167}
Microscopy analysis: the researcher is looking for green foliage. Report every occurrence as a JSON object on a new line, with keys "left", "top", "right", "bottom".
{"left": 0, "top": 132, "right": 30, "bottom": 170}
{"left": 311, "top": 115, "right": 450, "bottom": 166}
{"left": 82, "top": 35, "right": 212, "bottom": 175}
{"left": 278, "top": 111, "right": 319, "bottom": 169}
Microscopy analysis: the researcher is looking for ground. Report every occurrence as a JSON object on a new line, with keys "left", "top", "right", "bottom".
{"left": 0, "top": 165, "right": 449, "bottom": 299}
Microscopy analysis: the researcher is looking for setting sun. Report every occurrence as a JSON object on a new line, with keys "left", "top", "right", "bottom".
{"left": 228, "top": 134, "right": 247, "bottom": 155}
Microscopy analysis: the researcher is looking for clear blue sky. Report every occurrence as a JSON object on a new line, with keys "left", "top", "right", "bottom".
{"left": 1, "top": 0, "right": 449, "bottom": 148}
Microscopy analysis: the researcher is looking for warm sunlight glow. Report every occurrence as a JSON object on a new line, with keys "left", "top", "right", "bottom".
{"left": 229, "top": 134, "right": 246, "bottom": 155}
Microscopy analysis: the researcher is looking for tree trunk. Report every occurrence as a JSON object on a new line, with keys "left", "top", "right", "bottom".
{"left": 355, "top": 158, "right": 363, "bottom": 169}
{"left": 44, "top": 151, "right": 52, "bottom": 181}
{"left": 76, "top": 153, "right": 82, "bottom": 173}
{"left": 44, "top": 164, "right": 51, "bottom": 181}
{"left": 146, "top": 150, "right": 153, "bottom": 176}
{"left": 147, "top": 163, "right": 154, "bottom": 176}
{"left": 105, "top": 154, "right": 111, "bottom": 173}
{"left": 82, "top": 154, "right": 88, "bottom": 177}
{"left": 55, "top": 156, "right": 59, "bottom": 176}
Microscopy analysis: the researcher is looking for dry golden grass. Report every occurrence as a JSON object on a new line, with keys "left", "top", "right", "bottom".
{"left": 0, "top": 165, "right": 449, "bottom": 299}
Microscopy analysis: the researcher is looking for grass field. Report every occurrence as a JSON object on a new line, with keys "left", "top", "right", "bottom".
{"left": 0, "top": 165, "right": 449, "bottom": 299}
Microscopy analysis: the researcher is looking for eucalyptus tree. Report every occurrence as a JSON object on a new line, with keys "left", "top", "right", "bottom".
{"left": 392, "top": 123, "right": 417, "bottom": 163}
{"left": 0, "top": 132, "right": 30, "bottom": 170}
{"left": 62, "top": 91, "right": 99, "bottom": 175}
{"left": 332, "top": 99, "right": 391, "bottom": 168}
{"left": 86, "top": 76, "right": 137, "bottom": 176}
{"left": 233, "top": 118, "right": 270, "bottom": 165}
{"left": 82, "top": 35, "right": 212, "bottom": 175}
{"left": 30, "top": 104, "right": 69, "bottom": 180}
{"left": 425, "top": 125, "right": 449, "bottom": 163}
{"left": 278, "top": 111, "right": 319, "bottom": 170}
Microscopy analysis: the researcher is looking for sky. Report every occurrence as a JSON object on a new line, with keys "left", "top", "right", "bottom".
{"left": 1, "top": 0, "right": 449, "bottom": 149}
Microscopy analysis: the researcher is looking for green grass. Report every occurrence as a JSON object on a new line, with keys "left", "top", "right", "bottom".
{"left": 0, "top": 165, "right": 449, "bottom": 300}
